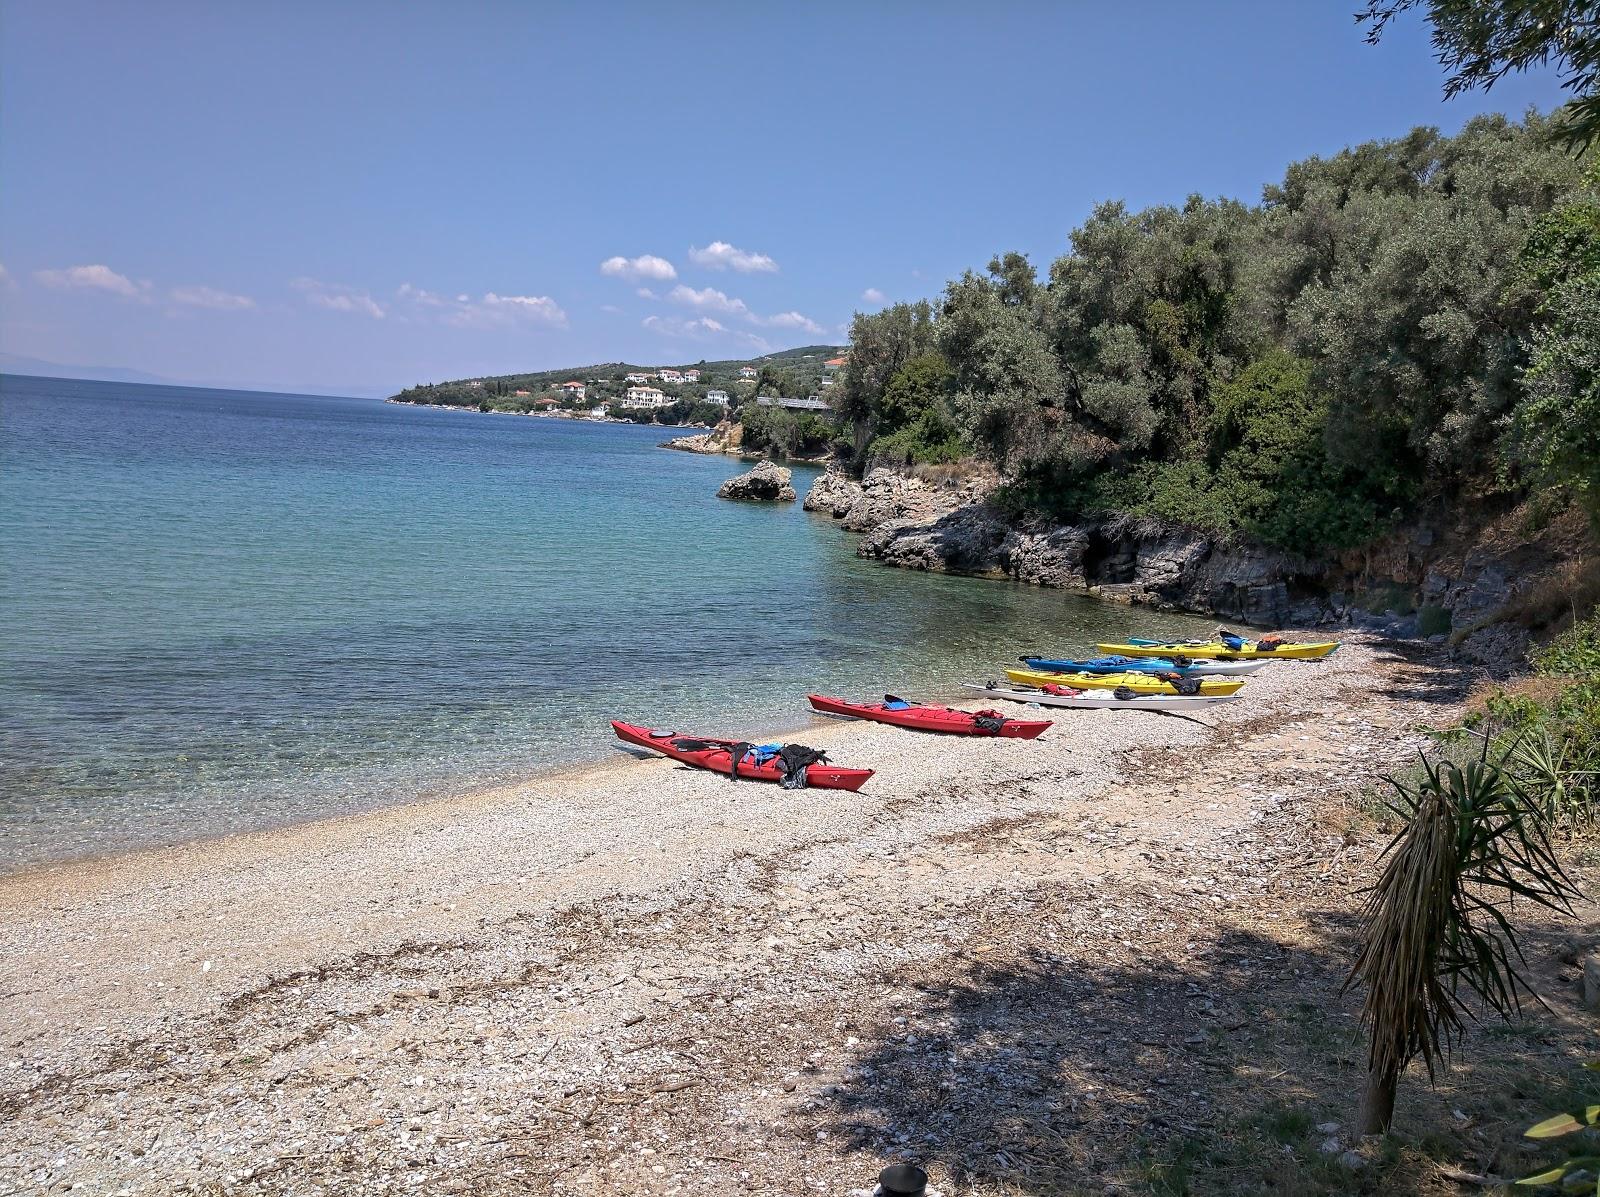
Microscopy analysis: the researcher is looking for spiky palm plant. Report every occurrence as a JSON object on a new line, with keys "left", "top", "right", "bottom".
{"left": 1347, "top": 745, "right": 1580, "bottom": 1136}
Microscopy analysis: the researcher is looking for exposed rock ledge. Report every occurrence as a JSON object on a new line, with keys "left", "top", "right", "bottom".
{"left": 717, "top": 460, "right": 796, "bottom": 502}
{"left": 802, "top": 468, "right": 1590, "bottom": 671}
{"left": 661, "top": 425, "right": 741, "bottom": 455}
{"left": 801, "top": 465, "right": 993, "bottom": 531}
{"left": 856, "top": 505, "right": 1315, "bottom": 628}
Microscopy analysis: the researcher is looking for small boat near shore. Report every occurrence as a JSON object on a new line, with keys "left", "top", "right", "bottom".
{"left": 966, "top": 682, "right": 1240, "bottom": 711}
{"left": 1005, "top": 667, "right": 1245, "bottom": 696}
{"left": 1098, "top": 637, "right": 1339, "bottom": 661}
{"left": 1020, "top": 654, "right": 1263, "bottom": 678}
{"left": 611, "top": 721, "right": 874, "bottom": 791}
{"left": 808, "top": 694, "right": 1052, "bottom": 738}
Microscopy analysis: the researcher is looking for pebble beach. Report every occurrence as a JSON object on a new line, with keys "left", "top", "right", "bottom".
{"left": 0, "top": 635, "right": 1503, "bottom": 1195}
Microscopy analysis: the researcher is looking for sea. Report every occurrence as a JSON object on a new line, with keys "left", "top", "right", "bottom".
{"left": 0, "top": 374, "right": 1216, "bottom": 871}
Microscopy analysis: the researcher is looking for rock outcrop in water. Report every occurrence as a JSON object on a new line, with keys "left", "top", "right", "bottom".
{"left": 662, "top": 426, "right": 742, "bottom": 456}
{"left": 716, "top": 461, "right": 796, "bottom": 502}
{"left": 800, "top": 469, "right": 862, "bottom": 518}
{"left": 832, "top": 466, "right": 1591, "bottom": 671}
{"left": 801, "top": 466, "right": 992, "bottom": 530}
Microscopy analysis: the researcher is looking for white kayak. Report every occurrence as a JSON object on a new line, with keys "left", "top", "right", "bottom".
{"left": 964, "top": 682, "right": 1241, "bottom": 712}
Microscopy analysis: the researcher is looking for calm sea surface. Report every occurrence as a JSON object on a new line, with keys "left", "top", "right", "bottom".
{"left": 0, "top": 375, "right": 1215, "bottom": 870}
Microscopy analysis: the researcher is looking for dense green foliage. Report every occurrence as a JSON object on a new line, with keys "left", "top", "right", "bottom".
{"left": 1513, "top": 165, "right": 1600, "bottom": 521}
{"left": 738, "top": 403, "right": 834, "bottom": 458}
{"left": 837, "top": 113, "right": 1592, "bottom": 551}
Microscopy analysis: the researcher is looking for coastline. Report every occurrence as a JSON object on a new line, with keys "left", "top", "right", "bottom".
{"left": 3, "top": 635, "right": 1531, "bottom": 1194}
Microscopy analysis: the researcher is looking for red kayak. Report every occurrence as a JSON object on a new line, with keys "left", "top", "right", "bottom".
{"left": 610, "top": 721, "right": 875, "bottom": 791}
{"left": 807, "top": 695, "right": 1052, "bottom": 739}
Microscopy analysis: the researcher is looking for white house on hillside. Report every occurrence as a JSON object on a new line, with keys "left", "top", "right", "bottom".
{"left": 657, "top": 369, "right": 683, "bottom": 385}
{"left": 738, "top": 366, "right": 758, "bottom": 379}
{"left": 705, "top": 389, "right": 730, "bottom": 406}
{"left": 682, "top": 368, "right": 700, "bottom": 382}
{"left": 559, "top": 381, "right": 586, "bottom": 401}
{"left": 622, "top": 386, "right": 671, "bottom": 409}
{"left": 624, "top": 372, "right": 651, "bottom": 384}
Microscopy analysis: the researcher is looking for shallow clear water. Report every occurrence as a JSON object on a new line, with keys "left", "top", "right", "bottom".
{"left": 0, "top": 375, "right": 1215, "bottom": 869}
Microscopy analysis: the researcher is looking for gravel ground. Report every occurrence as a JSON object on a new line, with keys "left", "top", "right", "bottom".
{"left": 0, "top": 637, "right": 1485, "bottom": 1194}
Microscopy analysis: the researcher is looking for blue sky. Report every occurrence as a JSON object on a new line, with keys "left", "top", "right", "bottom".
{"left": 0, "top": 1, "right": 1567, "bottom": 396}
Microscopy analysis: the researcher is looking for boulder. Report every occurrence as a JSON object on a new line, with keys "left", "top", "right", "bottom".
{"left": 1005, "top": 521, "right": 1092, "bottom": 588}
{"left": 802, "top": 469, "right": 863, "bottom": 518}
{"left": 856, "top": 504, "right": 1014, "bottom": 574}
{"left": 661, "top": 433, "right": 723, "bottom": 454}
{"left": 841, "top": 468, "right": 946, "bottom": 533}
{"left": 1455, "top": 621, "right": 1532, "bottom": 673}
{"left": 716, "top": 460, "right": 796, "bottom": 502}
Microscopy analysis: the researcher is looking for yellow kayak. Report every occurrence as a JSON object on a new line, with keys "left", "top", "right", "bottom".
{"left": 1004, "top": 668, "right": 1245, "bottom": 696}
{"left": 1095, "top": 638, "right": 1339, "bottom": 661}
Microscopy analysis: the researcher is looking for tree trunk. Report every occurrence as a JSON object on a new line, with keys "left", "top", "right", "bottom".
{"left": 1357, "top": 1060, "right": 1398, "bottom": 1136}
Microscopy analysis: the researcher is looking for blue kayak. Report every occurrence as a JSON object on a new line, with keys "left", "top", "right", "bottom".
{"left": 1020, "top": 654, "right": 1265, "bottom": 678}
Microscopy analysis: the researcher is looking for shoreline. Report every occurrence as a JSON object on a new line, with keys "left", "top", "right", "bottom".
{"left": 2, "top": 634, "right": 1504, "bottom": 1194}
{"left": 0, "top": 701, "right": 859, "bottom": 885}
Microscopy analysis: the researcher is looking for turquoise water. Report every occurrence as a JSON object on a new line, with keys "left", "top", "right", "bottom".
{"left": 0, "top": 375, "right": 1214, "bottom": 869}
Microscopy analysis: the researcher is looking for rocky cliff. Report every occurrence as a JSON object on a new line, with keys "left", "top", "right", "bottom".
{"left": 802, "top": 469, "right": 1596, "bottom": 669}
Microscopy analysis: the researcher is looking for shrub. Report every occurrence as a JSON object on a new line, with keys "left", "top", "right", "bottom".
{"left": 740, "top": 404, "right": 832, "bottom": 458}
{"left": 1534, "top": 612, "right": 1600, "bottom": 677}
{"left": 866, "top": 405, "right": 966, "bottom": 467}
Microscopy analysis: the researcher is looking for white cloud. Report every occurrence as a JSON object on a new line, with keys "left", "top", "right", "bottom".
{"left": 861, "top": 287, "right": 886, "bottom": 304}
{"left": 35, "top": 263, "right": 148, "bottom": 300}
{"left": 667, "top": 284, "right": 820, "bottom": 334}
{"left": 397, "top": 282, "right": 448, "bottom": 307}
{"left": 762, "top": 310, "right": 826, "bottom": 335}
{"left": 395, "top": 283, "right": 567, "bottom": 329}
{"left": 599, "top": 303, "right": 623, "bottom": 314}
{"left": 600, "top": 254, "right": 677, "bottom": 282}
{"left": 668, "top": 284, "right": 751, "bottom": 319}
{"left": 636, "top": 287, "right": 659, "bottom": 300}
{"left": 687, "top": 241, "right": 778, "bottom": 273}
{"left": 170, "top": 284, "right": 255, "bottom": 310}
{"left": 292, "top": 277, "right": 385, "bottom": 318}
{"left": 477, "top": 292, "right": 567, "bottom": 326}
{"left": 643, "top": 313, "right": 770, "bottom": 352}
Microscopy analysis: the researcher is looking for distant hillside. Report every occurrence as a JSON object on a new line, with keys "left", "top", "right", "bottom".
{"left": 388, "top": 344, "right": 846, "bottom": 414}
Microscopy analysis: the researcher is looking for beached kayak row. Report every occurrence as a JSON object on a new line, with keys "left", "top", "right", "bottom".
{"left": 614, "top": 629, "right": 1340, "bottom": 789}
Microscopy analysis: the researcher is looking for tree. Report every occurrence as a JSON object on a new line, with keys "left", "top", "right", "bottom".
{"left": 939, "top": 267, "right": 1067, "bottom": 476}
{"left": 833, "top": 301, "right": 937, "bottom": 454}
{"left": 876, "top": 352, "right": 952, "bottom": 434}
{"left": 1514, "top": 272, "right": 1600, "bottom": 519}
{"left": 1509, "top": 163, "right": 1600, "bottom": 521}
{"left": 1278, "top": 114, "right": 1580, "bottom": 475}
{"left": 1346, "top": 747, "right": 1578, "bottom": 1135}
{"left": 1359, "top": 1, "right": 1600, "bottom": 150}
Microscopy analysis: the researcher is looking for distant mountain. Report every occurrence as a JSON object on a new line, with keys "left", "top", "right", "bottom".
{"left": 0, "top": 353, "right": 393, "bottom": 399}
{"left": 0, "top": 353, "right": 177, "bottom": 387}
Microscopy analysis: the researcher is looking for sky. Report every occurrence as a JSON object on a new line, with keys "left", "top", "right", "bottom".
{"left": 0, "top": 1, "right": 1570, "bottom": 397}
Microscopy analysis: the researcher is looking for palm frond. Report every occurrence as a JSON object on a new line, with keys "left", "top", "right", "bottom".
{"left": 1347, "top": 745, "right": 1583, "bottom": 1086}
